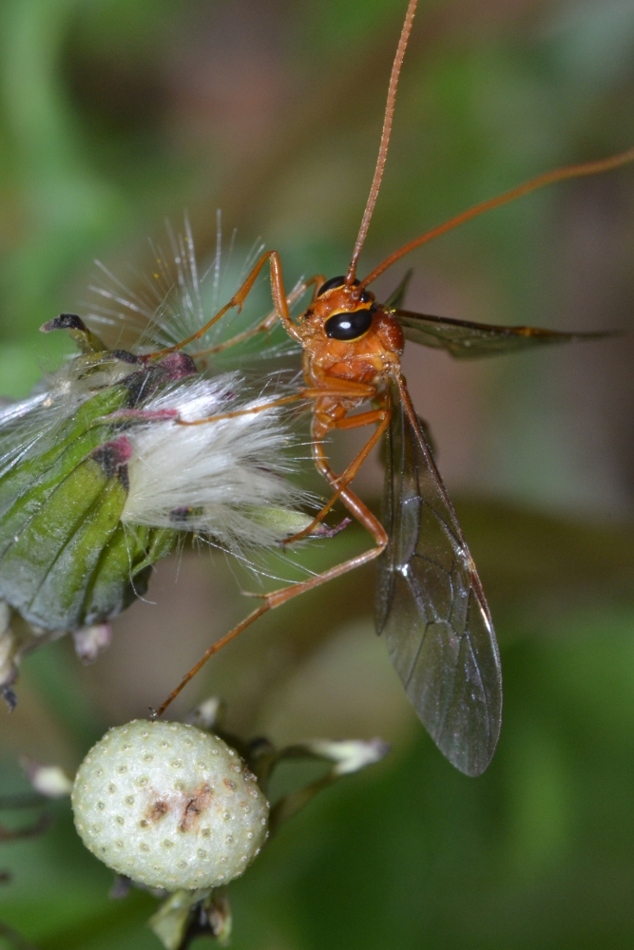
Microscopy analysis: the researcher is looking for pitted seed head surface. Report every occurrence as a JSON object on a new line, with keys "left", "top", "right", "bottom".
{"left": 71, "top": 720, "right": 269, "bottom": 889}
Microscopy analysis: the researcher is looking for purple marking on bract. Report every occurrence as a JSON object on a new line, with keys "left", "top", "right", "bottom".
{"left": 156, "top": 352, "right": 197, "bottom": 380}
{"left": 91, "top": 436, "right": 133, "bottom": 479}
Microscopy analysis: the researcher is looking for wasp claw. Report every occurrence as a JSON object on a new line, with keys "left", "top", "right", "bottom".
{"left": 320, "top": 517, "right": 352, "bottom": 539}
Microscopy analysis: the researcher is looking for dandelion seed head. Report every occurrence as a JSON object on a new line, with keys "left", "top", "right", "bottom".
{"left": 122, "top": 373, "right": 313, "bottom": 553}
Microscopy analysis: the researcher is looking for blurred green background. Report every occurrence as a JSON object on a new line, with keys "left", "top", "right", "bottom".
{"left": 1, "top": 0, "right": 634, "bottom": 947}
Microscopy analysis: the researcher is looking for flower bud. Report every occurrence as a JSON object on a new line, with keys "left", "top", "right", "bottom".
{"left": 71, "top": 720, "right": 269, "bottom": 890}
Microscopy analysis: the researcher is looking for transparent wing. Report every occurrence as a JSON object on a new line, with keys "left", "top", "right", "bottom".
{"left": 376, "top": 375, "right": 502, "bottom": 776}
{"left": 383, "top": 269, "right": 413, "bottom": 310}
{"left": 393, "top": 308, "right": 615, "bottom": 359}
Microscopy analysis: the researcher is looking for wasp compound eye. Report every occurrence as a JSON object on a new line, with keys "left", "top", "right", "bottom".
{"left": 317, "top": 275, "right": 362, "bottom": 296}
{"left": 324, "top": 309, "right": 373, "bottom": 341}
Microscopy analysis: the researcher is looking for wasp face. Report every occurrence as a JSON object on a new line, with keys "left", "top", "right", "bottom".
{"left": 309, "top": 276, "right": 377, "bottom": 343}
{"left": 299, "top": 275, "right": 402, "bottom": 388}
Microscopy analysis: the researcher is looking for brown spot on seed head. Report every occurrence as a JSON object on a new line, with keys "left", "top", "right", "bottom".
{"left": 143, "top": 799, "right": 170, "bottom": 824}
{"left": 178, "top": 784, "right": 213, "bottom": 832}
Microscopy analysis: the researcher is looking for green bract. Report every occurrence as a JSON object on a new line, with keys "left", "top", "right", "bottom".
{"left": 0, "top": 316, "right": 315, "bottom": 699}
{"left": 0, "top": 319, "right": 182, "bottom": 637}
{"left": 0, "top": 374, "right": 176, "bottom": 633}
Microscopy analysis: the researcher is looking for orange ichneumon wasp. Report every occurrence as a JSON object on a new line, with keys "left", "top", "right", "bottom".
{"left": 151, "top": 0, "right": 634, "bottom": 776}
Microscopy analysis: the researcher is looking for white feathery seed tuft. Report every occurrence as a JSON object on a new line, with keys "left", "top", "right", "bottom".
{"left": 122, "top": 373, "right": 311, "bottom": 552}
{"left": 86, "top": 218, "right": 308, "bottom": 361}
{"left": 71, "top": 720, "right": 269, "bottom": 891}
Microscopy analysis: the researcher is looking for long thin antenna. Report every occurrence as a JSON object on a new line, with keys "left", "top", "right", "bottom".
{"left": 358, "top": 146, "right": 634, "bottom": 287}
{"left": 345, "top": 0, "right": 419, "bottom": 286}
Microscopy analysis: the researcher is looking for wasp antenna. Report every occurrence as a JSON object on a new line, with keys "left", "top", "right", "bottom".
{"left": 360, "top": 145, "right": 634, "bottom": 288}
{"left": 345, "top": 0, "right": 419, "bottom": 287}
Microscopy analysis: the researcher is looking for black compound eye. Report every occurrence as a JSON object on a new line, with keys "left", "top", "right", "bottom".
{"left": 324, "top": 309, "right": 373, "bottom": 341}
{"left": 317, "top": 275, "right": 360, "bottom": 296}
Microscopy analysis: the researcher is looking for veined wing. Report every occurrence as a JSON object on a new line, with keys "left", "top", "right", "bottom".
{"left": 376, "top": 374, "right": 502, "bottom": 776}
{"left": 393, "top": 308, "right": 615, "bottom": 359}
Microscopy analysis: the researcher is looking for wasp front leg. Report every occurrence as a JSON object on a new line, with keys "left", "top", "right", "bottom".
{"left": 155, "top": 406, "right": 391, "bottom": 718}
{"left": 192, "top": 274, "right": 327, "bottom": 359}
{"left": 148, "top": 249, "right": 310, "bottom": 359}
{"left": 309, "top": 405, "right": 390, "bottom": 544}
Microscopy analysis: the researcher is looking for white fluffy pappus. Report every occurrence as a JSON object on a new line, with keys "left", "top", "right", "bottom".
{"left": 86, "top": 216, "right": 308, "bottom": 363}
{"left": 122, "top": 372, "right": 314, "bottom": 554}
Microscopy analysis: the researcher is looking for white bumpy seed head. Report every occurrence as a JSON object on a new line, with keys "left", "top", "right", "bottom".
{"left": 71, "top": 720, "right": 269, "bottom": 890}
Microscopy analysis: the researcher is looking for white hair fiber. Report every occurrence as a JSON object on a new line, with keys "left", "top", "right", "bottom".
{"left": 121, "top": 373, "right": 310, "bottom": 554}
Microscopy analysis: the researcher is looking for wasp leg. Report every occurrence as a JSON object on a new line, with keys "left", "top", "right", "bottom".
{"left": 154, "top": 412, "right": 390, "bottom": 717}
{"left": 191, "top": 275, "right": 324, "bottom": 358}
{"left": 148, "top": 249, "right": 314, "bottom": 361}
{"left": 282, "top": 407, "right": 389, "bottom": 543}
